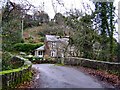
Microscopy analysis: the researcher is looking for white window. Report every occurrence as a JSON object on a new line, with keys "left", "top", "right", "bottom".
{"left": 53, "top": 42, "right": 56, "bottom": 46}
{"left": 38, "top": 51, "right": 42, "bottom": 55}
{"left": 51, "top": 50, "right": 56, "bottom": 57}
{"left": 51, "top": 52, "right": 54, "bottom": 57}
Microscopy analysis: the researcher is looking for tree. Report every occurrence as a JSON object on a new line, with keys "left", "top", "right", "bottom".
{"left": 117, "top": 43, "right": 120, "bottom": 62}
{"left": 64, "top": 11, "right": 98, "bottom": 59}
{"left": 33, "top": 11, "right": 49, "bottom": 24}
{"left": 93, "top": 1, "right": 116, "bottom": 61}
{"left": 2, "top": 1, "right": 23, "bottom": 51}
{"left": 50, "top": 0, "right": 117, "bottom": 62}
{"left": 23, "top": 14, "right": 40, "bottom": 28}
{"left": 54, "top": 13, "right": 65, "bottom": 25}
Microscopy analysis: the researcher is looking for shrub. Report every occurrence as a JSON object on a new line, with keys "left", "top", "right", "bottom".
{"left": 25, "top": 55, "right": 34, "bottom": 61}
{"left": 2, "top": 52, "right": 13, "bottom": 70}
{"left": 21, "top": 39, "right": 24, "bottom": 43}
{"left": 10, "top": 56, "right": 24, "bottom": 69}
{"left": 44, "top": 55, "right": 52, "bottom": 61}
{"left": 13, "top": 43, "right": 44, "bottom": 53}
{"left": 25, "top": 55, "right": 44, "bottom": 61}
{"left": 2, "top": 52, "right": 24, "bottom": 71}
{"left": 116, "top": 43, "right": 120, "bottom": 62}
{"left": 40, "top": 37, "right": 45, "bottom": 42}
{"left": 38, "top": 32, "right": 45, "bottom": 37}
{"left": 44, "top": 55, "right": 49, "bottom": 60}
{"left": 33, "top": 56, "right": 43, "bottom": 61}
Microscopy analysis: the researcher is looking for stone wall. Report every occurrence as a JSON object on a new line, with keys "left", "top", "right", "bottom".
{"left": 63, "top": 57, "right": 120, "bottom": 75}
{"left": 0, "top": 56, "right": 32, "bottom": 89}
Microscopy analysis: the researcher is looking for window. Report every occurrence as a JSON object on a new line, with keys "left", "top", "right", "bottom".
{"left": 51, "top": 52, "right": 54, "bottom": 57}
{"left": 38, "top": 51, "right": 42, "bottom": 55}
{"left": 53, "top": 42, "right": 56, "bottom": 46}
{"left": 51, "top": 50, "right": 56, "bottom": 57}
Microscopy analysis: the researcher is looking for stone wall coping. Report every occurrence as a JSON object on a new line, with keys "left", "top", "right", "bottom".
{"left": 66, "top": 57, "right": 120, "bottom": 65}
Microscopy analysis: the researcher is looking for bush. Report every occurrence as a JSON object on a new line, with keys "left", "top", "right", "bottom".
{"left": 10, "top": 56, "right": 24, "bottom": 69}
{"left": 2, "top": 52, "right": 24, "bottom": 71}
{"left": 25, "top": 55, "right": 43, "bottom": 61}
{"left": 25, "top": 55, "right": 34, "bottom": 61}
{"left": 13, "top": 43, "right": 44, "bottom": 53}
{"left": 21, "top": 39, "right": 24, "bottom": 43}
{"left": 44, "top": 55, "right": 49, "bottom": 60}
{"left": 40, "top": 37, "right": 45, "bottom": 42}
{"left": 117, "top": 43, "right": 120, "bottom": 62}
{"left": 38, "top": 32, "right": 45, "bottom": 37}
{"left": 44, "top": 55, "right": 52, "bottom": 61}
{"left": 2, "top": 52, "right": 13, "bottom": 70}
{"left": 33, "top": 56, "right": 43, "bottom": 61}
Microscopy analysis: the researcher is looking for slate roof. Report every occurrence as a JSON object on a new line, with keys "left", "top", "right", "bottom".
{"left": 46, "top": 35, "right": 59, "bottom": 42}
{"left": 36, "top": 45, "right": 45, "bottom": 51}
{"left": 59, "top": 38, "right": 69, "bottom": 45}
{"left": 45, "top": 35, "right": 69, "bottom": 44}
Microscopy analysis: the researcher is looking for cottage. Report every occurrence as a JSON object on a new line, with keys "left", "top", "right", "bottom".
{"left": 34, "top": 35, "right": 69, "bottom": 58}
{"left": 44, "top": 35, "right": 69, "bottom": 58}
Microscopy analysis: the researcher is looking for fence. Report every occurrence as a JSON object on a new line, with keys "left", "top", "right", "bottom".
{"left": 0, "top": 56, "right": 32, "bottom": 89}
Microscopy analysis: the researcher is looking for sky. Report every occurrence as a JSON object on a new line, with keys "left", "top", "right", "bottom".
{"left": 9, "top": 0, "right": 119, "bottom": 19}
{"left": 9, "top": 0, "right": 96, "bottom": 19}
{"left": 1, "top": 0, "right": 120, "bottom": 41}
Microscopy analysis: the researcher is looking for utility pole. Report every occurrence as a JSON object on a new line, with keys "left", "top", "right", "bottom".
{"left": 21, "top": 19, "right": 23, "bottom": 39}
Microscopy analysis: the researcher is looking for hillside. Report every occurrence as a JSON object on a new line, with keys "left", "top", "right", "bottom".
{"left": 23, "top": 25, "right": 44, "bottom": 43}
{"left": 23, "top": 23, "right": 72, "bottom": 43}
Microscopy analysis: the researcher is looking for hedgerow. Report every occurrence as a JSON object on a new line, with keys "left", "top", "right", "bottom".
{"left": 13, "top": 43, "right": 43, "bottom": 52}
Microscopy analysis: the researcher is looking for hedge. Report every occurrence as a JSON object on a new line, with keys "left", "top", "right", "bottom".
{"left": 13, "top": 43, "right": 43, "bottom": 52}
{"left": 2, "top": 52, "right": 24, "bottom": 71}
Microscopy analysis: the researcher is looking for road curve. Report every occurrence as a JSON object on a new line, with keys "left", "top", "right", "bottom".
{"left": 32, "top": 64, "right": 114, "bottom": 88}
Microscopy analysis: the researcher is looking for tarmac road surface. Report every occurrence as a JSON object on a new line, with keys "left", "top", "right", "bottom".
{"left": 32, "top": 64, "right": 114, "bottom": 88}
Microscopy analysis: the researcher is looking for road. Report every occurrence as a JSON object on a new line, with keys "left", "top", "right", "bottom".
{"left": 32, "top": 64, "right": 114, "bottom": 88}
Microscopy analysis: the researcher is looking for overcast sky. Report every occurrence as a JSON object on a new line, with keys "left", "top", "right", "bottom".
{"left": 9, "top": 0, "right": 95, "bottom": 18}
{"left": 1, "top": 0, "right": 120, "bottom": 41}
{"left": 9, "top": 0, "right": 119, "bottom": 19}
